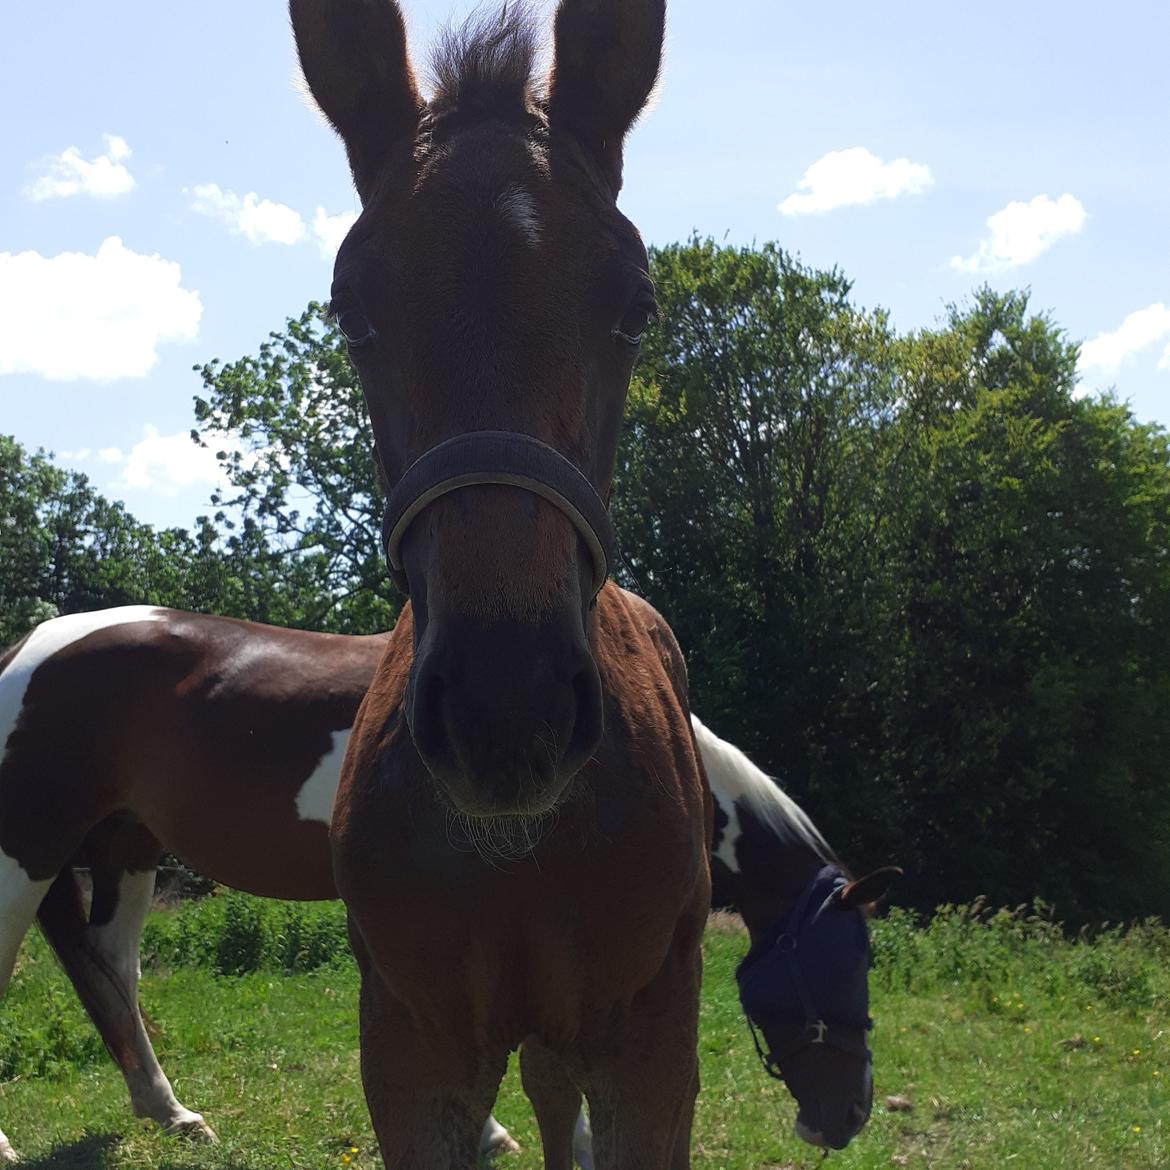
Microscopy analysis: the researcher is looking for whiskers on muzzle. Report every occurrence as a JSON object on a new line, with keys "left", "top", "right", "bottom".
{"left": 443, "top": 803, "right": 560, "bottom": 865}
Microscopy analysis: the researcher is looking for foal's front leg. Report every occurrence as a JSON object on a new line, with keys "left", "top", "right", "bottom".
{"left": 583, "top": 942, "right": 702, "bottom": 1170}
{"left": 520, "top": 1038, "right": 585, "bottom": 1170}
{"left": 356, "top": 972, "right": 507, "bottom": 1169}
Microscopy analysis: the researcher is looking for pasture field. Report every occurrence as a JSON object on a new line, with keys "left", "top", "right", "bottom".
{"left": 2, "top": 895, "right": 1167, "bottom": 1170}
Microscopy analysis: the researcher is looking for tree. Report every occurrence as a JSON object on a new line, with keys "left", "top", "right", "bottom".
{"left": 874, "top": 292, "right": 1170, "bottom": 916}
{"left": 614, "top": 238, "right": 900, "bottom": 823}
{"left": 193, "top": 305, "right": 397, "bottom": 635}
{"left": 0, "top": 435, "right": 352, "bottom": 644}
{"left": 614, "top": 250, "right": 1170, "bottom": 919}
{"left": 1, "top": 435, "right": 169, "bottom": 643}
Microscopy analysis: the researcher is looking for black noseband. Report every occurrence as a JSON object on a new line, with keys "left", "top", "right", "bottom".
{"left": 381, "top": 430, "right": 613, "bottom": 599}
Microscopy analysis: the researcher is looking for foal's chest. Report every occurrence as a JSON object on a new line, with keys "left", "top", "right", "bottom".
{"left": 337, "top": 754, "right": 706, "bottom": 1045}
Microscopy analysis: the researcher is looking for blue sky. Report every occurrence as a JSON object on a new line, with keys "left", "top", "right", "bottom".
{"left": 2, "top": 0, "right": 1168, "bottom": 531}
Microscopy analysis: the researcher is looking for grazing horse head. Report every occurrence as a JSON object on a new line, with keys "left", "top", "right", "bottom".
{"left": 292, "top": 0, "right": 662, "bottom": 818}
{"left": 696, "top": 717, "right": 900, "bottom": 1150}
{"left": 735, "top": 865, "right": 900, "bottom": 1150}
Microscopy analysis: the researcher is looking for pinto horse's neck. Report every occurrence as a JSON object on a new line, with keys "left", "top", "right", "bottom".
{"left": 695, "top": 717, "right": 841, "bottom": 944}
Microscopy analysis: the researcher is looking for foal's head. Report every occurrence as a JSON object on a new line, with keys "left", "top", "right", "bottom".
{"left": 292, "top": 0, "right": 663, "bottom": 816}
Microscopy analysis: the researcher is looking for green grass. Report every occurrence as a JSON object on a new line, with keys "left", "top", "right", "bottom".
{"left": 2, "top": 894, "right": 1167, "bottom": 1169}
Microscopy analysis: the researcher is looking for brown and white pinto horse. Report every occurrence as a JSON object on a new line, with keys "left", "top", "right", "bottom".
{"left": 290, "top": 0, "right": 710, "bottom": 1165}
{"left": 0, "top": 606, "right": 889, "bottom": 1162}
{"left": 0, "top": 607, "right": 379, "bottom": 1162}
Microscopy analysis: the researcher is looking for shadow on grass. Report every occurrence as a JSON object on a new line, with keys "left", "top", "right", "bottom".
{"left": 17, "top": 1135, "right": 119, "bottom": 1170}
{"left": 18, "top": 1134, "right": 248, "bottom": 1170}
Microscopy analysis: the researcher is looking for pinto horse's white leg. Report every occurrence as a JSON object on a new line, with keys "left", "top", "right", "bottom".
{"left": 479, "top": 1115, "right": 520, "bottom": 1161}
{"left": 572, "top": 1108, "right": 593, "bottom": 1170}
{"left": 0, "top": 850, "right": 52, "bottom": 993}
{"left": 0, "top": 848, "right": 53, "bottom": 1163}
{"left": 84, "top": 870, "right": 215, "bottom": 1140}
{"left": 37, "top": 868, "right": 215, "bottom": 1143}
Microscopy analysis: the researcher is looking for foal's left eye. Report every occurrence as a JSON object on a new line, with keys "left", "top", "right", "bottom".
{"left": 613, "top": 295, "right": 658, "bottom": 347}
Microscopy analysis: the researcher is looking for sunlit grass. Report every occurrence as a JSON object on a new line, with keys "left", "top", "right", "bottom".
{"left": 1, "top": 896, "right": 1166, "bottom": 1169}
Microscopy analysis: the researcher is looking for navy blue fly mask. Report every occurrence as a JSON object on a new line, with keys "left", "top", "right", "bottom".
{"left": 736, "top": 865, "right": 873, "bottom": 1078}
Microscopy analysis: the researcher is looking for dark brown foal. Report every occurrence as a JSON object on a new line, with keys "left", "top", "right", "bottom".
{"left": 290, "top": 1, "right": 712, "bottom": 1166}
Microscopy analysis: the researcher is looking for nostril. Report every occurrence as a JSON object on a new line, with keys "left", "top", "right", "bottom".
{"left": 409, "top": 670, "right": 446, "bottom": 762}
{"left": 564, "top": 664, "right": 603, "bottom": 770}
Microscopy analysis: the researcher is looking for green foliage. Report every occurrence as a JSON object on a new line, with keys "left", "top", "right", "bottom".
{"left": 615, "top": 245, "right": 1170, "bottom": 921}
{"left": 870, "top": 900, "right": 1170, "bottom": 1014}
{"left": 0, "top": 434, "right": 361, "bottom": 641}
{"left": 142, "top": 891, "right": 350, "bottom": 976}
{"left": 192, "top": 305, "right": 398, "bottom": 634}
{"left": 0, "top": 435, "right": 177, "bottom": 644}
{"left": 0, "top": 931, "right": 105, "bottom": 1079}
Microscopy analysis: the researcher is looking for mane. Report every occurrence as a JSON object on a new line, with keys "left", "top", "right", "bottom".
{"left": 0, "top": 633, "right": 31, "bottom": 674}
{"left": 692, "top": 715, "right": 842, "bottom": 868}
{"left": 428, "top": 4, "right": 542, "bottom": 127}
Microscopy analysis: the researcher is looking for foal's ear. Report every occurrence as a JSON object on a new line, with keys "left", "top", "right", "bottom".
{"left": 835, "top": 866, "right": 903, "bottom": 911}
{"left": 290, "top": 0, "right": 423, "bottom": 202}
{"left": 547, "top": 0, "right": 666, "bottom": 197}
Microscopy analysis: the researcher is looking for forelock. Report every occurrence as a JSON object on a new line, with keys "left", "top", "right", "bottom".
{"left": 428, "top": 4, "right": 543, "bottom": 130}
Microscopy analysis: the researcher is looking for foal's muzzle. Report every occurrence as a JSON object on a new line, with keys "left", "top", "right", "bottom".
{"left": 384, "top": 430, "right": 612, "bottom": 816}
{"left": 407, "top": 611, "right": 603, "bottom": 816}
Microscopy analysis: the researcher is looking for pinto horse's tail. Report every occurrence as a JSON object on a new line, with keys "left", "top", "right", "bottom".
{"left": 690, "top": 714, "right": 841, "bottom": 867}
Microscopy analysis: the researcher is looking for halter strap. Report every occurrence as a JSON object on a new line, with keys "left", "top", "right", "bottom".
{"left": 381, "top": 431, "right": 613, "bottom": 598}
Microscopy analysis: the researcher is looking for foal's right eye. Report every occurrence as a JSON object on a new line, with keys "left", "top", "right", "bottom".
{"left": 335, "top": 307, "right": 376, "bottom": 348}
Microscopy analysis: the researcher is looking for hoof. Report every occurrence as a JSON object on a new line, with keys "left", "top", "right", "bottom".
{"left": 485, "top": 1133, "right": 521, "bottom": 1158}
{"left": 478, "top": 1119, "right": 520, "bottom": 1164}
{"left": 0, "top": 1142, "right": 18, "bottom": 1165}
{"left": 165, "top": 1115, "right": 219, "bottom": 1145}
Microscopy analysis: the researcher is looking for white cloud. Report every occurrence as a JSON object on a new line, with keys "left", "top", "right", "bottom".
{"left": 778, "top": 147, "right": 933, "bottom": 216}
{"left": 59, "top": 445, "right": 124, "bottom": 463}
{"left": 951, "top": 193, "right": 1086, "bottom": 273}
{"left": 59, "top": 432, "right": 237, "bottom": 495}
{"left": 312, "top": 206, "right": 358, "bottom": 258}
{"left": 0, "top": 236, "right": 202, "bottom": 381}
{"left": 1078, "top": 303, "right": 1170, "bottom": 374}
{"left": 25, "top": 134, "right": 136, "bottom": 201}
{"left": 110, "top": 426, "right": 234, "bottom": 496}
{"left": 190, "top": 183, "right": 306, "bottom": 246}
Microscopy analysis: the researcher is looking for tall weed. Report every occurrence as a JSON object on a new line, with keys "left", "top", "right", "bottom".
{"left": 141, "top": 891, "right": 349, "bottom": 976}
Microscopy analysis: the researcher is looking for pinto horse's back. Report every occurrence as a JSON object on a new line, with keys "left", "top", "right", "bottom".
{"left": 0, "top": 608, "right": 381, "bottom": 899}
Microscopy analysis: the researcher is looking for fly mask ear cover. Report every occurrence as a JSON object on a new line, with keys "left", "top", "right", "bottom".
{"left": 735, "top": 865, "right": 873, "bottom": 1073}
